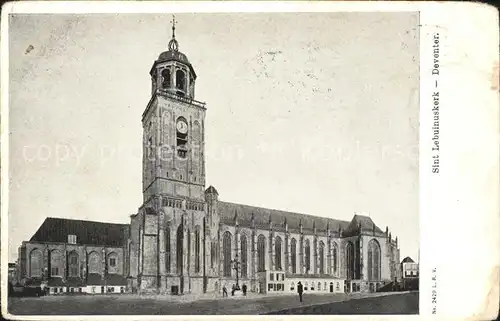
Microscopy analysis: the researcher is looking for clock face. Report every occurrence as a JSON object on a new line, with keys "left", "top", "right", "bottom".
{"left": 176, "top": 119, "right": 188, "bottom": 134}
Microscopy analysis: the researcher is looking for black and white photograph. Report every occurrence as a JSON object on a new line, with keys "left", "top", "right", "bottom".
{"left": 2, "top": 2, "right": 498, "bottom": 319}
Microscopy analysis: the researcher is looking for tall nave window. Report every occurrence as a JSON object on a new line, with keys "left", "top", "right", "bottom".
{"left": 257, "top": 235, "right": 266, "bottom": 272}
{"left": 367, "top": 239, "right": 381, "bottom": 281}
{"left": 241, "top": 235, "right": 248, "bottom": 278}
{"left": 223, "top": 232, "right": 232, "bottom": 277}
{"left": 332, "top": 243, "right": 338, "bottom": 275}
{"left": 195, "top": 226, "right": 201, "bottom": 273}
{"left": 165, "top": 225, "right": 171, "bottom": 273}
{"left": 305, "top": 239, "right": 311, "bottom": 273}
{"left": 290, "top": 238, "right": 297, "bottom": 274}
{"left": 345, "top": 241, "right": 355, "bottom": 280}
{"left": 275, "top": 236, "right": 282, "bottom": 270}
{"left": 319, "top": 241, "right": 325, "bottom": 274}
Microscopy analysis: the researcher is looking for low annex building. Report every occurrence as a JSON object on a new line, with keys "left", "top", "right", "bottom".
{"left": 16, "top": 20, "right": 401, "bottom": 296}
{"left": 18, "top": 217, "right": 129, "bottom": 295}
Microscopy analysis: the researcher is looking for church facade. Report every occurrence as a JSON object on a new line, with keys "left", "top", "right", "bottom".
{"left": 126, "top": 23, "right": 401, "bottom": 295}
{"left": 15, "top": 22, "right": 400, "bottom": 296}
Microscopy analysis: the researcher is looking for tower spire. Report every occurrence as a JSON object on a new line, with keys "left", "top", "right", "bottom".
{"left": 168, "top": 15, "right": 179, "bottom": 51}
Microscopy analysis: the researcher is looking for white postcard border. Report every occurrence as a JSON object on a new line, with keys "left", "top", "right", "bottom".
{"left": 1, "top": 1, "right": 499, "bottom": 320}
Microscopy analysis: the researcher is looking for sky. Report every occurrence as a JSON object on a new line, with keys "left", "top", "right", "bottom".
{"left": 8, "top": 12, "right": 419, "bottom": 263}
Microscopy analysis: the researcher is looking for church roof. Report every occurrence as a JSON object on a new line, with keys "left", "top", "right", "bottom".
{"left": 151, "top": 49, "right": 197, "bottom": 79}
{"left": 158, "top": 50, "right": 191, "bottom": 65}
{"left": 205, "top": 185, "right": 219, "bottom": 195}
{"left": 401, "top": 256, "right": 415, "bottom": 263}
{"left": 343, "top": 214, "right": 384, "bottom": 235}
{"left": 29, "top": 217, "right": 129, "bottom": 247}
{"left": 218, "top": 201, "right": 351, "bottom": 233}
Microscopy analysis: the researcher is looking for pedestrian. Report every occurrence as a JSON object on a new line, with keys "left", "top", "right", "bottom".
{"left": 242, "top": 284, "right": 247, "bottom": 296}
{"left": 222, "top": 285, "right": 228, "bottom": 297}
{"left": 231, "top": 284, "right": 236, "bottom": 296}
{"left": 297, "top": 281, "right": 303, "bottom": 302}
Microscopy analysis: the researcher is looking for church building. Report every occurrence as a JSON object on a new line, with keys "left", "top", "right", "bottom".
{"left": 126, "top": 21, "right": 400, "bottom": 295}
{"left": 16, "top": 20, "right": 400, "bottom": 296}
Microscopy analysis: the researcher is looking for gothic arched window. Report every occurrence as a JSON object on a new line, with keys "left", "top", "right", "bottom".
{"left": 368, "top": 239, "right": 381, "bottom": 281}
{"left": 88, "top": 251, "right": 101, "bottom": 274}
{"left": 108, "top": 252, "right": 118, "bottom": 274}
{"left": 176, "top": 69, "right": 186, "bottom": 95}
{"left": 50, "top": 250, "right": 63, "bottom": 277}
{"left": 305, "top": 239, "right": 311, "bottom": 273}
{"left": 68, "top": 251, "right": 79, "bottom": 277}
{"left": 195, "top": 226, "right": 201, "bottom": 273}
{"left": 162, "top": 68, "right": 171, "bottom": 89}
{"left": 187, "top": 229, "right": 191, "bottom": 271}
{"left": 275, "top": 236, "right": 282, "bottom": 270}
{"left": 223, "top": 231, "right": 232, "bottom": 277}
{"left": 138, "top": 227, "right": 143, "bottom": 274}
{"left": 291, "top": 238, "right": 297, "bottom": 274}
{"left": 241, "top": 235, "right": 248, "bottom": 278}
{"left": 211, "top": 241, "right": 216, "bottom": 269}
{"left": 319, "top": 241, "right": 325, "bottom": 274}
{"left": 176, "top": 225, "right": 183, "bottom": 274}
{"left": 333, "top": 243, "right": 338, "bottom": 275}
{"left": 29, "top": 249, "right": 43, "bottom": 278}
{"left": 257, "top": 234, "right": 266, "bottom": 272}
{"left": 147, "top": 137, "right": 153, "bottom": 159}
{"left": 346, "top": 241, "right": 355, "bottom": 280}
{"left": 165, "top": 224, "right": 171, "bottom": 273}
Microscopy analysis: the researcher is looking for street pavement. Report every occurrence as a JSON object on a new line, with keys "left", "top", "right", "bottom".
{"left": 268, "top": 291, "right": 419, "bottom": 314}
{"left": 7, "top": 291, "right": 418, "bottom": 315}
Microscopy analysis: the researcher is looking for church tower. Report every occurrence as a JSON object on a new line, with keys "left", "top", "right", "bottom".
{"left": 134, "top": 17, "right": 208, "bottom": 294}
{"left": 142, "top": 17, "right": 206, "bottom": 201}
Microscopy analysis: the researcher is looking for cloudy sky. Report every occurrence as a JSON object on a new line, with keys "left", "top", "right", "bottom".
{"left": 8, "top": 12, "right": 419, "bottom": 262}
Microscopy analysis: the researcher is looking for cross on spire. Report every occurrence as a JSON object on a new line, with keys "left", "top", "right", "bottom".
{"left": 168, "top": 14, "right": 179, "bottom": 51}
{"left": 171, "top": 15, "right": 176, "bottom": 39}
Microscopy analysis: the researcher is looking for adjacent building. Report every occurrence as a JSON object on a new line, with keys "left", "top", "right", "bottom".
{"left": 401, "top": 256, "right": 419, "bottom": 291}
{"left": 15, "top": 21, "right": 401, "bottom": 296}
{"left": 8, "top": 263, "right": 18, "bottom": 284}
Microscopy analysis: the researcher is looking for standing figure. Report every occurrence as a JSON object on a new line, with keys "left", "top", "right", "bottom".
{"left": 242, "top": 284, "right": 247, "bottom": 296}
{"left": 222, "top": 285, "right": 228, "bottom": 297}
{"left": 231, "top": 284, "right": 236, "bottom": 296}
{"left": 297, "top": 281, "right": 303, "bottom": 302}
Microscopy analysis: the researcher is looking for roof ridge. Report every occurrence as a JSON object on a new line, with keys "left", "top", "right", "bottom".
{"left": 219, "top": 200, "right": 350, "bottom": 224}
{"left": 45, "top": 216, "right": 129, "bottom": 226}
